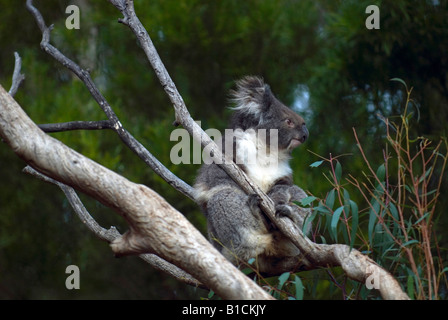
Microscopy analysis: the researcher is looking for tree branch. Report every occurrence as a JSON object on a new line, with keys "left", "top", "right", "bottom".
{"left": 109, "top": 0, "right": 410, "bottom": 299}
{"left": 25, "top": 0, "right": 195, "bottom": 201}
{"left": 38, "top": 120, "right": 114, "bottom": 133}
{"left": 8, "top": 52, "right": 25, "bottom": 97}
{"left": 0, "top": 84, "right": 273, "bottom": 300}
{"left": 22, "top": 165, "right": 203, "bottom": 288}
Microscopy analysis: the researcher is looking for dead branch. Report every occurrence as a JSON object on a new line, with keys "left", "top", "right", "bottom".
{"left": 23, "top": 165, "right": 203, "bottom": 288}
{"left": 8, "top": 52, "right": 25, "bottom": 97}
{"left": 25, "top": 0, "right": 195, "bottom": 202}
{"left": 0, "top": 84, "right": 272, "bottom": 300}
{"left": 23, "top": 0, "right": 206, "bottom": 287}
{"left": 38, "top": 120, "right": 114, "bottom": 133}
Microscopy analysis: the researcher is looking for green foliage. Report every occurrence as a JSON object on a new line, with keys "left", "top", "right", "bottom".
{"left": 261, "top": 80, "right": 447, "bottom": 300}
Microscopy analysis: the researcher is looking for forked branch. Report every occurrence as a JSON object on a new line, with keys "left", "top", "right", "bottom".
{"left": 0, "top": 85, "right": 272, "bottom": 300}
{"left": 23, "top": 165, "right": 202, "bottom": 288}
{"left": 25, "top": 0, "right": 195, "bottom": 201}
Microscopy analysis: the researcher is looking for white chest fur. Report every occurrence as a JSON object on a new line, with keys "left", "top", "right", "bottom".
{"left": 233, "top": 129, "right": 292, "bottom": 192}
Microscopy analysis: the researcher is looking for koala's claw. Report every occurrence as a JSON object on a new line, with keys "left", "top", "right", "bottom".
{"left": 248, "top": 194, "right": 262, "bottom": 210}
{"left": 275, "top": 203, "right": 304, "bottom": 225}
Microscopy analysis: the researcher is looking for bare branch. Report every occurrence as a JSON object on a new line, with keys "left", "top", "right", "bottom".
{"left": 8, "top": 52, "right": 25, "bottom": 97}
{"left": 110, "top": 0, "right": 410, "bottom": 299}
{"left": 38, "top": 120, "right": 114, "bottom": 133}
{"left": 25, "top": 0, "right": 195, "bottom": 201}
{"left": 0, "top": 84, "right": 273, "bottom": 300}
{"left": 23, "top": 165, "right": 203, "bottom": 288}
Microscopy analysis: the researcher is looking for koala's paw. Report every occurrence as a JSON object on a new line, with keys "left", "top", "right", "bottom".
{"left": 285, "top": 185, "right": 307, "bottom": 203}
{"left": 268, "top": 184, "right": 307, "bottom": 204}
{"left": 248, "top": 194, "right": 262, "bottom": 212}
{"left": 275, "top": 203, "right": 305, "bottom": 226}
{"left": 248, "top": 194, "right": 273, "bottom": 230}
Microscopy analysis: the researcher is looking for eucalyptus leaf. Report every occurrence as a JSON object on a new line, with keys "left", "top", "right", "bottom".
{"left": 278, "top": 272, "right": 290, "bottom": 289}
{"left": 326, "top": 189, "right": 335, "bottom": 211}
{"left": 300, "top": 196, "right": 317, "bottom": 207}
{"left": 349, "top": 200, "right": 358, "bottom": 251}
{"left": 294, "top": 275, "right": 304, "bottom": 300}
{"left": 335, "top": 161, "right": 342, "bottom": 184}
{"left": 310, "top": 160, "right": 324, "bottom": 168}
{"left": 330, "top": 206, "right": 344, "bottom": 242}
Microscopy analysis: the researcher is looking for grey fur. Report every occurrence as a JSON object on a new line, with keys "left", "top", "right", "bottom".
{"left": 194, "top": 76, "right": 310, "bottom": 274}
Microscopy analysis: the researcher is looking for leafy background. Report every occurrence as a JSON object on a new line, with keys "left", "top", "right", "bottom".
{"left": 0, "top": 0, "right": 446, "bottom": 299}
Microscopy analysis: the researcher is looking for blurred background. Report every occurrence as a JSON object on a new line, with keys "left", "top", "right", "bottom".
{"left": 0, "top": 0, "right": 446, "bottom": 299}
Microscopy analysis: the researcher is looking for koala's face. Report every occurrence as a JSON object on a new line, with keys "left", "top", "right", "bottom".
{"left": 259, "top": 91, "right": 309, "bottom": 152}
{"left": 230, "top": 76, "right": 309, "bottom": 152}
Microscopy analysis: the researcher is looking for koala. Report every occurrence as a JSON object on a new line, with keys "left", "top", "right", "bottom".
{"left": 194, "top": 76, "right": 310, "bottom": 275}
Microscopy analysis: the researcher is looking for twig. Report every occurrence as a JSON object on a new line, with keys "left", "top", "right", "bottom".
{"left": 8, "top": 52, "right": 25, "bottom": 97}
{"left": 38, "top": 120, "right": 114, "bottom": 133}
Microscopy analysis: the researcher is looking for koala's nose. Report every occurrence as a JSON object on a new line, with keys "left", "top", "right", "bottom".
{"left": 300, "top": 124, "right": 309, "bottom": 143}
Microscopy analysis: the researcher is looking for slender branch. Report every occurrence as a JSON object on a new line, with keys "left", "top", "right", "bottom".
{"left": 25, "top": 0, "right": 195, "bottom": 201}
{"left": 38, "top": 120, "right": 115, "bottom": 133}
{"left": 109, "top": 0, "right": 410, "bottom": 300}
{"left": 8, "top": 52, "right": 25, "bottom": 97}
{"left": 22, "top": 165, "right": 203, "bottom": 288}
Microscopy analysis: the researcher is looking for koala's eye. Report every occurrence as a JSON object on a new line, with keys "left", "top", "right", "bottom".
{"left": 285, "top": 119, "right": 294, "bottom": 127}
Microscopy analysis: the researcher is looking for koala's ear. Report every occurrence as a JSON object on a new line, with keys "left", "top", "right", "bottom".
{"left": 229, "top": 76, "right": 269, "bottom": 117}
{"left": 261, "top": 84, "right": 275, "bottom": 112}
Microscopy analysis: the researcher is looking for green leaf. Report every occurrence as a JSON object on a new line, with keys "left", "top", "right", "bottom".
{"left": 241, "top": 267, "right": 253, "bottom": 275}
{"left": 343, "top": 188, "right": 351, "bottom": 207}
{"left": 402, "top": 240, "right": 419, "bottom": 247}
{"left": 418, "top": 166, "right": 432, "bottom": 184}
{"left": 368, "top": 200, "right": 380, "bottom": 245}
{"left": 330, "top": 206, "right": 344, "bottom": 242}
{"left": 420, "top": 189, "right": 437, "bottom": 197}
{"left": 390, "top": 78, "right": 408, "bottom": 92}
{"left": 349, "top": 200, "right": 359, "bottom": 251}
{"left": 335, "top": 161, "right": 342, "bottom": 184}
{"left": 310, "top": 160, "right": 324, "bottom": 168}
{"left": 303, "top": 210, "right": 317, "bottom": 234}
{"left": 294, "top": 275, "right": 304, "bottom": 300}
{"left": 406, "top": 274, "right": 415, "bottom": 300}
{"left": 389, "top": 202, "right": 399, "bottom": 220}
{"left": 319, "top": 235, "right": 327, "bottom": 244}
{"left": 278, "top": 272, "right": 290, "bottom": 289}
{"left": 388, "top": 202, "right": 401, "bottom": 237}
{"left": 314, "top": 203, "right": 331, "bottom": 214}
{"left": 376, "top": 164, "right": 386, "bottom": 182}
{"left": 300, "top": 196, "right": 317, "bottom": 207}
{"left": 413, "top": 212, "right": 430, "bottom": 226}
{"left": 326, "top": 189, "right": 336, "bottom": 211}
